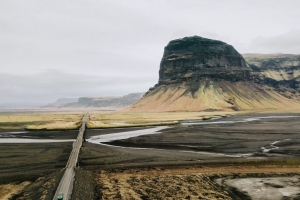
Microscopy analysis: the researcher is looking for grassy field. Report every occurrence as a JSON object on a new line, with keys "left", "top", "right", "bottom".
{"left": 87, "top": 111, "right": 238, "bottom": 129}
{"left": 0, "top": 111, "right": 84, "bottom": 130}
{"left": 0, "top": 110, "right": 238, "bottom": 130}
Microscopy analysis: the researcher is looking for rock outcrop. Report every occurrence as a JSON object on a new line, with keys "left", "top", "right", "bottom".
{"left": 244, "top": 54, "right": 300, "bottom": 81}
{"left": 124, "top": 36, "right": 300, "bottom": 112}
{"left": 159, "top": 36, "right": 250, "bottom": 85}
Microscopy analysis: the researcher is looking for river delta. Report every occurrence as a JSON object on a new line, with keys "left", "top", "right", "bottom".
{"left": 1, "top": 113, "right": 300, "bottom": 199}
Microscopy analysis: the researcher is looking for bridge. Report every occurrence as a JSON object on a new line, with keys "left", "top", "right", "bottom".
{"left": 53, "top": 113, "right": 89, "bottom": 200}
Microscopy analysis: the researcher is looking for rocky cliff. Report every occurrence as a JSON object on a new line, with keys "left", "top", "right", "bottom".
{"left": 124, "top": 36, "right": 300, "bottom": 112}
{"left": 159, "top": 36, "right": 250, "bottom": 85}
{"left": 244, "top": 54, "right": 300, "bottom": 81}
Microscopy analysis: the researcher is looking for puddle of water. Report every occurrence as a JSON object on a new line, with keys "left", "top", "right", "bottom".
{"left": 0, "top": 131, "right": 28, "bottom": 134}
{"left": 219, "top": 176, "right": 300, "bottom": 200}
{"left": 0, "top": 138, "right": 75, "bottom": 143}
{"left": 261, "top": 141, "right": 280, "bottom": 153}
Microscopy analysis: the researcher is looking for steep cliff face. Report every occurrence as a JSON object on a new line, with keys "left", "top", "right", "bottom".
{"left": 159, "top": 36, "right": 250, "bottom": 85}
{"left": 124, "top": 36, "right": 300, "bottom": 112}
{"left": 244, "top": 54, "right": 300, "bottom": 81}
{"left": 243, "top": 54, "right": 300, "bottom": 100}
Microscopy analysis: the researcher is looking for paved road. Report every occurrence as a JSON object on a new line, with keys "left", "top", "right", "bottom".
{"left": 53, "top": 113, "right": 89, "bottom": 200}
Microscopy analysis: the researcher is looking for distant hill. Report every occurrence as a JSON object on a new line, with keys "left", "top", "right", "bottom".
{"left": 42, "top": 98, "right": 78, "bottom": 108}
{"left": 124, "top": 36, "right": 300, "bottom": 112}
{"left": 43, "top": 93, "right": 144, "bottom": 110}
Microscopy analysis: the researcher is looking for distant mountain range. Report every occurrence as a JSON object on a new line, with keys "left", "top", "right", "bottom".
{"left": 42, "top": 93, "right": 144, "bottom": 110}
{"left": 42, "top": 98, "right": 78, "bottom": 108}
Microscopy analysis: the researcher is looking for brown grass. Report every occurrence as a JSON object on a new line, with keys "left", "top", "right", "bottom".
{"left": 87, "top": 120, "right": 179, "bottom": 129}
{"left": 87, "top": 111, "right": 237, "bottom": 129}
{"left": 95, "top": 165, "right": 300, "bottom": 200}
{"left": 0, "top": 182, "right": 30, "bottom": 200}
{"left": 0, "top": 111, "right": 83, "bottom": 130}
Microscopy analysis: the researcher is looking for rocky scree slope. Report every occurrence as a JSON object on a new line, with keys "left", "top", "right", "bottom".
{"left": 125, "top": 36, "right": 300, "bottom": 112}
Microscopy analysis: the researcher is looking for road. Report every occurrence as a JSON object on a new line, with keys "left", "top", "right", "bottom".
{"left": 53, "top": 113, "right": 89, "bottom": 200}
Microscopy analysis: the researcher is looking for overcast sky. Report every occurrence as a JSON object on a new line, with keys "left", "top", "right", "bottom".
{"left": 1, "top": 0, "right": 300, "bottom": 104}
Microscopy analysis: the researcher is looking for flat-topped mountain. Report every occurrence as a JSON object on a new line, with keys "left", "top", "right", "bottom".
{"left": 65, "top": 93, "right": 144, "bottom": 109}
{"left": 159, "top": 36, "right": 250, "bottom": 85}
{"left": 43, "top": 93, "right": 144, "bottom": 110}
{"left": 124, "top": 36, "right": 300, "bottom": 112}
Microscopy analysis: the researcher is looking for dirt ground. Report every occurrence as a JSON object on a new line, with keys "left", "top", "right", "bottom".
{"left": 92, "top": 165, "right": 300, "bottom": 200}
{"left": 77, "top": 113, "right": 300, "bottom": 199}
{"left": 0, "top": 182, "right": 30, "bottom": 200}
{"left": 105, "top": 113, "right": 300, "bottom": 157}
{"left": 72, "top": 169, "right": 95, "bottom": 200}
{"left": 0, "top": 142, "right": 72, "bottom": 173}
{"left": 83, "top": 114, "right": 300, "bottom": 169}
{"left": 1, "top": 112, "right": 300, "bottom": 199}
{"left": 0, "top": 139, "right": 73, "bottom": 199}
{"left": 0, "top": 111, "right": 83, "bottom": 130}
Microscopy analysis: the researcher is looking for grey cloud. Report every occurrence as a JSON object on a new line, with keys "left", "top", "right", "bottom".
{"left": 244, "top": 30, "right": 300, "bottom": 54}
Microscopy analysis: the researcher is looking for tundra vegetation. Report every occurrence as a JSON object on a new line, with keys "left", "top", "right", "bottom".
{"left": 87, "top": 111, "right": 237, "bottom": 129}
{"left": 0, "top": 111, "right": 83, "bottom": 130}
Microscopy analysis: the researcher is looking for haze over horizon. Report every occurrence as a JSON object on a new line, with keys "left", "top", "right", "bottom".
{"left": 1, "top": 0, "right": 300, "bottom": 105}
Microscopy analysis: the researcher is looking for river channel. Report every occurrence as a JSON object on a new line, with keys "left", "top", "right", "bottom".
{"left": 86, "top": 115, "right": 300, "bottom": 157}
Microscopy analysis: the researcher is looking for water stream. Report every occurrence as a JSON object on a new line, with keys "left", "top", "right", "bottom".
{"left": 86, "top": 115, "right": 300, "bottom": 157}
{"left": 87, "top": 126, "right": 167, "bottom": 145}
{"left": 0, "top": 138, "right": 75, "bottom": 143}
{"left": 0, "top": 130, "right": 75, "bottom": 143}
{"left": 1, "top": 115, "right": 298, "bottom": 147}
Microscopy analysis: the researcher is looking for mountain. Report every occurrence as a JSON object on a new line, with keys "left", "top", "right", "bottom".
{"left": 62, "top": 93, "right": 144, "bottom": 109}
{"left": 243, "top": 54, "right": 300, "bottom": 81}
{"left": 42, "top": 98, "right": 78, "bottom": 108}
{"left": 124, "top": 36, "right": 300, "bottom": 112}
